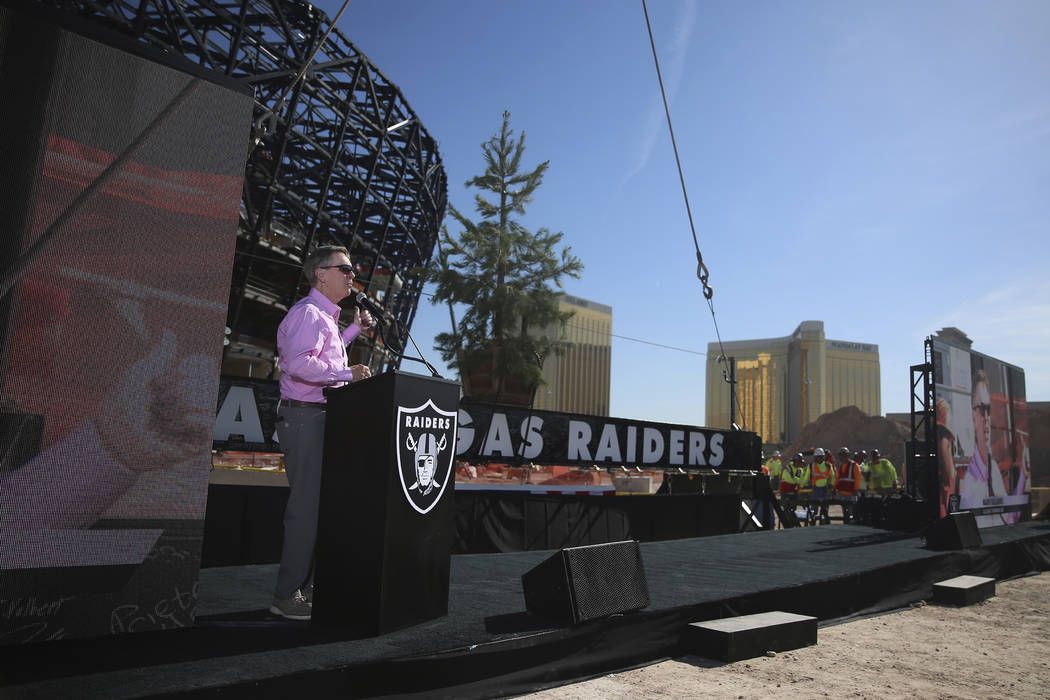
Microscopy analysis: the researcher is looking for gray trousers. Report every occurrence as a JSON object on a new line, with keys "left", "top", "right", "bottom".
{"left": 274, "top": 403, "right": 326, "bottom": 600}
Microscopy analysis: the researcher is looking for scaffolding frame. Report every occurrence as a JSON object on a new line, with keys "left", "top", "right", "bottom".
{"left": 909, "top": 337, "right": 938, "bottom": 517}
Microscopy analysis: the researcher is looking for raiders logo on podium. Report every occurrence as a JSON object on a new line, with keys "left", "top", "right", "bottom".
{"left": 396, "top": 399, "right": 457, "bottom": 514}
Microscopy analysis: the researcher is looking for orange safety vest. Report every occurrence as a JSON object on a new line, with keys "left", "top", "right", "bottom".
{"left": 811, "top": 460, "right": 833, "bottom": 488}
{"left": 836, "top": 460, "right": 860, "bottom": 495}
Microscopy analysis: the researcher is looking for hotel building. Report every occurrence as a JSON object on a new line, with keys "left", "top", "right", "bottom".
{"left": 532, "top": 295, "right": 612, "bottom": 416}
{"left": 704, "top": 321, "right": 880, "bottom": 444}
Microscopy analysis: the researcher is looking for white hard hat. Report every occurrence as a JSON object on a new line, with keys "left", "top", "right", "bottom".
{"left": 813, "top": 447, "right": 825, "bottom": 457}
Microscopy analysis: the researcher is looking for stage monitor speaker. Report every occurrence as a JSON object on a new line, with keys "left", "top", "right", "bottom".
{"left": 521, "top": 540, "right": 650, "bottom": 625}
{"left": 883, "top": 494, "right": 926, "bottom": 532}
{"left": 924, "top": 511, "right": 982, "bottom": 550}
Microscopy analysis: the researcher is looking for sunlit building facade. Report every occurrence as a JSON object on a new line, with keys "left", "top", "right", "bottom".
{"left": 533, "top": 295, "right": 612, "bottom": 416}
{"left": 705, "top": 321, "right": 880, "bottom": 443}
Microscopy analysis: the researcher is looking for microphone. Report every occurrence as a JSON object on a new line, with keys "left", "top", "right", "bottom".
{"left": 355, "top": 292, "right": 386, "bottom": 325}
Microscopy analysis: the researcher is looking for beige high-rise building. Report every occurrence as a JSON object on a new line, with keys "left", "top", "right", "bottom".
{"left": 704, "top": 321, "right": 880, "bottom": 444}
{"left": 533, "top": 295, "right": 612, "bottom": 416}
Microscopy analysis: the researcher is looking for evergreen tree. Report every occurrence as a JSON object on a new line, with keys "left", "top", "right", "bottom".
{"left": 426, "top": 111, "right": 583, "bottom": 397}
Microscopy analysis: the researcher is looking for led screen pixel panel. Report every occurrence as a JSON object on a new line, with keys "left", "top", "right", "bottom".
{"left": 931, "top": 339, "right": 1030, "bottom": 527}
{"left": 0, "top": 3, "right": 251, "bottom": 644}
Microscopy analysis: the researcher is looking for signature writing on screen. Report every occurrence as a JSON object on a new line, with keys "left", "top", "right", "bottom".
{"left": 0, "top": 596, "right": 75, "bottom": 643}
{"left": 110, "top": 584, "right": 197, "bottom": 633}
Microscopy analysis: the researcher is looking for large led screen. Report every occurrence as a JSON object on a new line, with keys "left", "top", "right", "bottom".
{"left": 0, "top": 4, "right": 251, "bottom": 644}
{"left": 932, "top": 339, "right": 1030, "bottom": 527}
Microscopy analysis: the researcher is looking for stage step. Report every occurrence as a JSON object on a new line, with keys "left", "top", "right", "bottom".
{"left": 932, "top": 575, "right": 996, "bottom": 606}
{"left": 683, "top": 611, "right": 817, "bottom": 662}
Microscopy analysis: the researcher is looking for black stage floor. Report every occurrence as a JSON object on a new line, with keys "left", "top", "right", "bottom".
{"left": 4, "top": 521, "right": 1050, "bottom": 699}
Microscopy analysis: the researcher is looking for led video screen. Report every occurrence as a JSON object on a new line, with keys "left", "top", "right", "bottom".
{"left": 0, "top": 4, "right": 251, "bottom": 644}
{"left": 932, "top": 339, "right": 1030, "bottom": 527}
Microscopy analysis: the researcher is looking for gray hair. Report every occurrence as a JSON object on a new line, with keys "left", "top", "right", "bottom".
{"left": 303, "top": 245, "right": 350, "bottom": 286}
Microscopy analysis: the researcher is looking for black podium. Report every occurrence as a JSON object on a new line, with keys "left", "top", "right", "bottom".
{"left": 314, "top": 370, "right": 460, "bottom": 636}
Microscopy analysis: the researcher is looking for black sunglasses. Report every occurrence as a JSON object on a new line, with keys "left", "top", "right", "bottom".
{"left": 320, "top": 264, "right": 355, "bottom": 276}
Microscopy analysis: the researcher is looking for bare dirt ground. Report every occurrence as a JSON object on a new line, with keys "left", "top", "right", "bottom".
{"left": 522, "top": 571, "right": 1050, "bottom": 699}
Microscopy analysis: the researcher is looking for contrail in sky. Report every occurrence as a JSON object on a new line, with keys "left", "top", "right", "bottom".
{"left": 626, "top": 0, "right": 698, "bottom": 184}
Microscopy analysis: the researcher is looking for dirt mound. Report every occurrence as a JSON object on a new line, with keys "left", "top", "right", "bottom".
{"left": 785, "top": 405, "right": 910, "bottom": 472}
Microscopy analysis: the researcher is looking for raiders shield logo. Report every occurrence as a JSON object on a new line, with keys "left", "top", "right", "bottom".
{"left": 396, "top": 399, "right": 457, "bottom": 514}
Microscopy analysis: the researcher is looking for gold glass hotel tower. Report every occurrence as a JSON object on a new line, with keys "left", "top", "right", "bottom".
{"left": 704, "top": 321, "right": 880, "bottom": 444}
{"left": 533, "top": 295, "right": 612, "bottom": 416}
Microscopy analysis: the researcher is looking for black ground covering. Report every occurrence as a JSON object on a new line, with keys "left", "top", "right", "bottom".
{"left": 3, "top": 522, "right": 1049, "bottom": 699}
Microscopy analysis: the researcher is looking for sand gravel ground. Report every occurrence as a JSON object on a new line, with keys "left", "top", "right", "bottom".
{"left": 522, "top": 571, "right": 1050, "bottom": 699}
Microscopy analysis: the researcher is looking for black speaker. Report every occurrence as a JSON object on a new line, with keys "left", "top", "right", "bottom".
{"left": 924, "top": 511, "right": 982, "bottom": 550}
{"left": 883, "top": 494, "right": 927, "bottom": 532}
{"left": 852, "top": 494, "right": 882, "bottom": 526}
{"left": 521, "top": 540, "right": 650, "bottom": 625}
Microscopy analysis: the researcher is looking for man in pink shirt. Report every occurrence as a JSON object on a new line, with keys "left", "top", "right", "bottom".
{"left": 271, "top": 245, "right": 374, "bottom": 620}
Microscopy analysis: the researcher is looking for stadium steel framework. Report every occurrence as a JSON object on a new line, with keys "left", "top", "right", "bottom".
{"left": 39, "top": 0, "right": 447, "bottom": 375}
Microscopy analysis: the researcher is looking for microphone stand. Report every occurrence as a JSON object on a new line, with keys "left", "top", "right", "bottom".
{"left": 368, "top": 311, "right": 442, "bottom": 378}
{"left": 403, "top": 325, "right": 442, "bottom": 378}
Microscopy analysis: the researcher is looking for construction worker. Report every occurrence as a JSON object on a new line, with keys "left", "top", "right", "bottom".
{"left": 835, "top": 446, "right": 862, "bottom": 523}
{"left": 852, "top": 449, "right": 872, "bottom": 524}
{"left": 855, "top": 450, "right": 870, "bottom": 495}
{"left": 868, "top": 448, "right": 899, "bottom": 495}
{"left": 797, "top": 453, "right": 811, "bottom": 507}
{"left": 809, "top": 447, "right": 836, "bottom": 524}
{"left": 778, "top": 453, "right": 805, "bottom": 526}
{"left": 763, "top": 450, "right": 783, "bottom": 492}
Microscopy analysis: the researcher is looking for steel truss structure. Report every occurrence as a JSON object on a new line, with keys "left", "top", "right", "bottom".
{"left": 909, "top": 337, "right": 937, "bottom": 515}
{"left": 40, "top": 0, "right": 447, "bottom": 374}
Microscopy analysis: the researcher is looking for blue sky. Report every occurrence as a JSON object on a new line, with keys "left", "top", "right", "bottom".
{"left": 317, "top": 0, "right": 1050, "bottom": 427}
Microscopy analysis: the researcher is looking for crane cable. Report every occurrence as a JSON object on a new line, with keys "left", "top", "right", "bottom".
{"left": 642, "top": 0, "right": 744, "bottom": 428}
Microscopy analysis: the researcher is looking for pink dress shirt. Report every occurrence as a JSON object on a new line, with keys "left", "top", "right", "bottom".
{"left": 277, "top": 288, "right": 362, "bottom": 403}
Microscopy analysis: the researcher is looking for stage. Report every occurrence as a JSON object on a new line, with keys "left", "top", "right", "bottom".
{"left": 4, "top": 521, "right": 1049, "bottom": 699}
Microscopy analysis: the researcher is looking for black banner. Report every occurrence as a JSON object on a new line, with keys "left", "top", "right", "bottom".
{"left": 214, "top": 376, "right": 761, "bottom": 470}
{"left": 456, "top": 401, "right": 760, "bottom": 469}
{"left": 214, "top": 376, "right": 281, "bottom": 452}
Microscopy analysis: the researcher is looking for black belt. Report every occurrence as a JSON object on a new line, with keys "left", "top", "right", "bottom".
{"left": 282, "top": 398, "right": 326, "bottom": 409}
